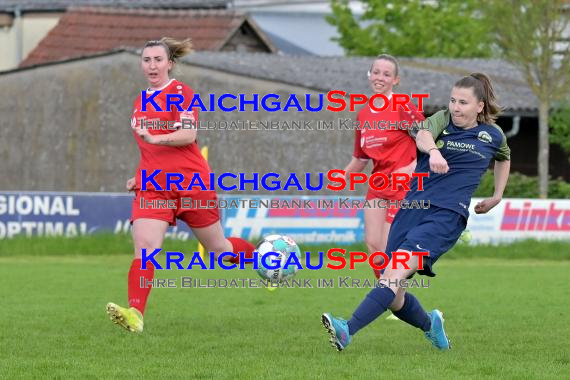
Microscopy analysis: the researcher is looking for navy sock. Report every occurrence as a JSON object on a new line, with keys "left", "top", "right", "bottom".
{"left": 347, "top": 286, "right": 395, "bottom": 335}
{"left": 392, "top": 292, "right": 431, "bottom": 332}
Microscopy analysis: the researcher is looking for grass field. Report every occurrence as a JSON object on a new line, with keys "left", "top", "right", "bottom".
{"left": 0, "top": 237, "right": 569, "bottom": 379}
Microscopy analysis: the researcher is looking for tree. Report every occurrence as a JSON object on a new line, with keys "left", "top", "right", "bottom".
{"left": 484, "top": 0, "right": 570, "bottom": 197}
{"left": 326, "top": 0, "right": 494, "bottom": 57}
{"left": 550, "top": 102, "right": 570, "bottom": 160}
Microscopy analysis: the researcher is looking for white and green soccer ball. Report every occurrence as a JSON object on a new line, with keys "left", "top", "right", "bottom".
{"left": 255, "top": 235, "right": 301, "bottom": 282}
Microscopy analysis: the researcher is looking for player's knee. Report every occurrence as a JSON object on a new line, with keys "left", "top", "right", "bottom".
{"left": 134, "top": 234, "right": 159, "bottom": 249}
{"left": 133, "top": 235, "right": 162, "bottom": 258}
{"left": 203, "top": 240, "right": 232, "bottom": 259}
{"left": 389, "top": 289, "right": 406, "bottom": 311}
{"left": 382, "top": 266, "right": 407, "bottom": 282}
{"left": 372, "top": 254, "right": 385, "bottom": 267}
{"left": 365, "top": 236, "right": 384, "bottom": 254}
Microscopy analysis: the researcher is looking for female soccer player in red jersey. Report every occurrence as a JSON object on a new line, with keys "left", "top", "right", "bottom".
{"left": 340, "top": 54, "right": 424, "bottom": 279}
{"left": 106, "top": 38, "right": 255, "bottom": 333}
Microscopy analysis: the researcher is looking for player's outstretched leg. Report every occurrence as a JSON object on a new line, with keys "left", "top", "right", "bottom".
{"left": 226, "top": 237, "right": 255, "bottom": 264}
{"left": 106, "top": 302, "right": 144, "bottom": 333}
{"left": 191, "top": 223, "right": 255, "bottom": 264}
{"left": 424, "top": 309, "right": 451, "bottom": 350}
{"left": 106, "top": 257, "right": 154, "bottom": 333}
{"left": 321, "top": 313, "right": 352, "bottom": 351}
{"left": 106, "top": 219, "right": 163, "bottom": 333}
{"left": 391, "top": 292, "right": 431, "bottom": 330}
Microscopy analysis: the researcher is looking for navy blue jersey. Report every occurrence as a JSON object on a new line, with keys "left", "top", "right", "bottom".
{"left": 407, "top": 110, "right": 510, "bottom": 219}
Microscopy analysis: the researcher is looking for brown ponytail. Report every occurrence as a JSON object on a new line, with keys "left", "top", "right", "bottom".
{"left": 454, "top": 73, "right": 502, "bottom": 124}
{"left": 143, "top": 37, "right": 193, "bottom": 63}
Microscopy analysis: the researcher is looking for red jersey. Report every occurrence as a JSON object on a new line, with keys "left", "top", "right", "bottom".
{"left": 352, "top": 100, "right": 422, "bottom": 200}
{"left": 130, "top": 79, "right": 209, "bottom": 191}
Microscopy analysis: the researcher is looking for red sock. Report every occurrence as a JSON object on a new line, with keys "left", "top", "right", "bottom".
{"left": 128, "top": 258, "right": 154, "bottom": 315}
{"left": 372, "top": 268, "right": 381, "bottom": 280}
{"left": 227, "top": 237, "right": 255, "bottom": 264}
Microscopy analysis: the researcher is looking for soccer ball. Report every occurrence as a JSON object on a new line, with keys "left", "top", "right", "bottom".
{"left": 458, "top": 229, "right": 472, "bottom": 244}
{"left": 255, "top": 234, "right": 301, "bottom": 282}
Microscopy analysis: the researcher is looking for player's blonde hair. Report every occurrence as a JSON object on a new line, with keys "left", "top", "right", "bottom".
{"left": 143, "top": 37, "right": 193, "bottom": 64}
{"left": 454, "top": 73, "right": 502, "bottom": 124}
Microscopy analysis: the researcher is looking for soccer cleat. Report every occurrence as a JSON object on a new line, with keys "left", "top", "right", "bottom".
{"left": 264, "top": 282, "right": 279, "bottom": 292}
{"left": 424, "top": 309, "right": 451, "bottom": 350}
{"left": 106, "top": 302, "right": 144, "bottom": 333}
{"left": 321, "top": 313, "right": 351, "bottom": 351}
{"left": 386, "top": 313, "right": 400, "bottom": 321}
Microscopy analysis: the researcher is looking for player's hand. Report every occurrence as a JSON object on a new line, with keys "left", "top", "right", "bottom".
{"left": 132, "top": 122, "right": 157, "bottom": 144}
{"left": 474, "top": 197, "right": 501, "bottom": 214}
{"left": 330, "top": 170, "right": 345, "bottom": 178}
{"left": 394, "top": 159, "right": 417, "bottom": 177}
{"left": 329, "top": 169, "right": 348, "bottom": 183}
{"left": 126, "top": 177, "right": 136, "bottom": 192}
{"left": 428, "top": 150, "right": 449, "bottom": 174}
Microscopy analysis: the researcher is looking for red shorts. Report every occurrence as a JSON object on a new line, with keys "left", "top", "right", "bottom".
{"left": 131, "top": 189, "right": 220, "bottom": 229}
{"left": 385, "top": 202, "right": 400, "bottom": 224}
{"left": 365, "top": 193, "right": 402, "bottom": 224}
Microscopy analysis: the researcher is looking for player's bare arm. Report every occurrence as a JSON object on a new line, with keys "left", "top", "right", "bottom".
{"left": 341, "top": 157, "right": 368, "bottom": 180}
{"left": 474, "top": 160, "right": 510, "bottom": 214}
{"left": 416, "top": 129, "right": 448, "bottom": 174}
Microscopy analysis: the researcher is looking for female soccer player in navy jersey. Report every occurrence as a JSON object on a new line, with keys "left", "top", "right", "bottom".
{"left": 322, "top": 73, "right": 511, "bottom": 351}
{"left": 339, "top": 54, "right": 423, "bottom": 279}
{"left": 106, "top": 38, "right": 255, "bottom": 333}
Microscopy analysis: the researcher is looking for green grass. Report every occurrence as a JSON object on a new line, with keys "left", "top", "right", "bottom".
{"left": 1, "top": 234, "right": 570, "bottom": 260}
{"left": 0, "top": 243, "right": 569, "bottom": 378}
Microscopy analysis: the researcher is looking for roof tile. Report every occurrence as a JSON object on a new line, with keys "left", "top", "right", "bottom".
{"left": 20, "top": 7, "right": 276, "bottom": 67}
{"left": 0, "top": 0, "right": 229, "bottom": 12}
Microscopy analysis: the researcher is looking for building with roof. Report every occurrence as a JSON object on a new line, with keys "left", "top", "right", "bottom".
{"left": 19, "top": 7, "right": 276, "bottom": 68}
{"left": 0, "top": 1, "right": 229, "bottom": 71}
{"left": 0, "top": 0, "right": 285, "bottom": 71}
{"left": 0, "top": 0, "right": 348, "bottom": 71}
{"left": 232, "top": 0, "right": 356, "bottom": 56}
{"left": 1, "top": 49, "right": 567, "bottom": 193}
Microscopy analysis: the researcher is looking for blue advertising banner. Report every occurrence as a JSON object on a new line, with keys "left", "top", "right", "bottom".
{"left": 0, "top": 192, "right": 365, "bottom": 243}
{"left": 2, "top": 192, "right": 568, "bottom": 244}
{"left": 222, "top": 195, "right": 362, "bottom": 243}
{"left": 0, "top": 192, "right": 195, "bottom": 240}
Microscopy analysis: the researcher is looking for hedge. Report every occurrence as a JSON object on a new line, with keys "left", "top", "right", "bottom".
{"left": 473, "top": 171, "right": 570, "bottom": 198}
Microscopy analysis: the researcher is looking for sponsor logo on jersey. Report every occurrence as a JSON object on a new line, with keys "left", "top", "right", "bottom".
{"left": 443, "top": 140, "right": 486, "bottom": 159}
{"left": 446, "top": 141, "right": 476, "bottom": 150}
{"left": 131, "top": 109, "right": 139, "bottom": 128}
{"left": 478, "top": 131, "right": 493, "bottom": 143}
{"left": 436, "top": 140, "right": 445, "bottom": 149}
{"left": 364, "top": 136, "right": 387, "bottom": 149}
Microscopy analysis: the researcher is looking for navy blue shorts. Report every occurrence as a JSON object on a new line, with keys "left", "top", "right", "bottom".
{"left": 384, "top": 205, "right": 467, "bottom": 277}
